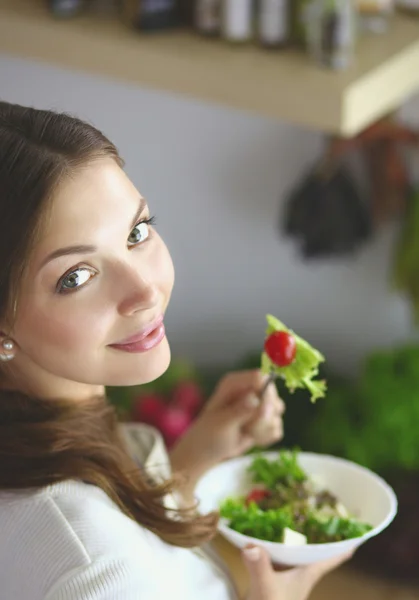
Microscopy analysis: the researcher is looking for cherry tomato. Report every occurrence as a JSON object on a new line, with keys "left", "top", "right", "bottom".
{"left": 245, "top": 488, "right": 270, "bottom": 506}
{"left": 264, "top": 331, "right": 297, "bottom": 367}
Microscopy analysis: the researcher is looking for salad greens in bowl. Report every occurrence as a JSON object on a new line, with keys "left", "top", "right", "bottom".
{"left": 195, "top": 450, "right": 397, "bottom": 566}
{"left": 195, "top": 315, "right": 397, "bottom": 565}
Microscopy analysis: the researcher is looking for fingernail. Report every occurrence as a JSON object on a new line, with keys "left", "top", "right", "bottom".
{"left": 261, "top": 401, "right": 274, "bottom": 420}
{"left": 244, "top": 393, "right": 260, "bottom": 409}
{"left": 243, "top": 546, "right": 261, "bottom": 561}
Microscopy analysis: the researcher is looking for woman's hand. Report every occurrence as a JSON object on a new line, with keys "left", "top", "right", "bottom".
{"left": 170, "top": 370, "right": 285, "bottom": 501}
{"left": 242, "top": 545, "right": 353, "bottom": 600}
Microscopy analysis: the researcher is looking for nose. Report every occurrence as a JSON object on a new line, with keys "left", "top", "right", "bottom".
{"left": 117, "top": 268, "right": 160, "bottom": 317}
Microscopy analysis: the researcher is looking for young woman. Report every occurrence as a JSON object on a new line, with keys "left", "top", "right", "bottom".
{"left": 0, "top": 101, "right": 351, "bottom": 600}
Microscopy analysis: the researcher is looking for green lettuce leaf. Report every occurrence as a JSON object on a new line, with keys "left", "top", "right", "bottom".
{"left": 261, "top": 315, "right": 326, "bottom": 403}
{"left": 248, "top": 450, "right": 307, "bottom": 488}
{"left": 219, "top": 498, "right": 295, "bottom": 542}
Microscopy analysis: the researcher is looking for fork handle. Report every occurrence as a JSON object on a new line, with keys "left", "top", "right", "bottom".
{"left": 259, "top": 371, "right": 276, "bottom": 399}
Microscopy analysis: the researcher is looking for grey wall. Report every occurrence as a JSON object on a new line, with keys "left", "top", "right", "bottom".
{"left": 1, "top": 54, "right": 418, "bottom": 375}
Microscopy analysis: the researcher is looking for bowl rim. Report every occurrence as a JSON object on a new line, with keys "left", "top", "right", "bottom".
{"left": 198, "top": 450, "right": 398, "bottom": 550}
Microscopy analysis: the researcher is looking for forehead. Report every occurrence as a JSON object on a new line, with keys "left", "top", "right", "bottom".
{"left": 37, "top": 159, "right": 140, "bottom": 252}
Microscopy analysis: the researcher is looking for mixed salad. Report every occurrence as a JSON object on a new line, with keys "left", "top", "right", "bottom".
{"left": 220, "top": 450, "right": 373, "bottom": 545}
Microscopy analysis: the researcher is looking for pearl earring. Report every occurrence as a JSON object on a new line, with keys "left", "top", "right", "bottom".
{"left": 0, "top": 338, "right": 15, "bottom": 361}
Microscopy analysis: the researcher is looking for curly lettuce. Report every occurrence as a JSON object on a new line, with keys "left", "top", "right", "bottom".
{"left": 261, "top": 314, "right": 326, "bottom": 403}
{"left": 249, "top": 450, "right": 307, "bottom": 488}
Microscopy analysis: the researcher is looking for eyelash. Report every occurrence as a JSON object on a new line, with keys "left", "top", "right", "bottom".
{"left": 56, "top": 215, "right": 156, "bottom": 295}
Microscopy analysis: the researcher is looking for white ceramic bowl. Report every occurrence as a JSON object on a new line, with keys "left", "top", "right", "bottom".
{"left": 195, "top": 451, "right": 398, "bottom": 566}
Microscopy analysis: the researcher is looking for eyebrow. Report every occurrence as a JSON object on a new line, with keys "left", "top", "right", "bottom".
{"left": 40, "top": 197, "right": 147, "bottom": 268}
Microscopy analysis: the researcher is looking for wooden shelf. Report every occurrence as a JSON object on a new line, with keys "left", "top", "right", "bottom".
{"left": 1, "top": 1, "right": 419, "bottom": 136}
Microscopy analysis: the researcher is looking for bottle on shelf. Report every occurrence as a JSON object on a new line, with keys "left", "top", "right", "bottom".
{"left": 304, "top": 0, "right": 357, "bottom": 70}
{"left": 177, "top": 0, "right": 195, "bottom": 26}
{"left": 195, "top": 0, "right": 221, "bottom": 36}
{"left": 258, "top": 0, "right": 290, "bottom": 48}
{"left": 222, "top": 0, "right": 253, "bottom": 43}
{"left": 396, "top": 0, "right": 419, "bottom": 13}
{"left": 290, "top": 0, "right": 313, "bottom": 46}
{"left": 120, "top": 0, "right": 179, "bottom": 31}
{"left": 355, "top": 0, "right": 394, "bottom": 33}
{"left": 90, "top": 0, "right": 120, "bottom": 15}
{"left": 48, "top": 0, "right": 85, "bottom": 17}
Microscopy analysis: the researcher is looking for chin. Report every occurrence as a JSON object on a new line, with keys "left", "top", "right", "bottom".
{"left": 104, "top": 336, "right": 172, "bottom": 387}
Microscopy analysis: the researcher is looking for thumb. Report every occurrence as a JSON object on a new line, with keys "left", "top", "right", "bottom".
{"left": 242, "top": 545, "right": 274, "bottom": 600}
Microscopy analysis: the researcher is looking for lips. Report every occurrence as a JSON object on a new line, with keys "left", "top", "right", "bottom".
{"left": 111, "top": 314, "right": 164, "bottom": 347}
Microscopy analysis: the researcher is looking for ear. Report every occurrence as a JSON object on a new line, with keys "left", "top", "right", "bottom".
{"left": 0, "top": 333, "right": 16, "bottom": 362}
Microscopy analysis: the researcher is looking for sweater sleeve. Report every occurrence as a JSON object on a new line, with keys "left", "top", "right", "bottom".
{"left": 44, "top": 557, "right": 147, "bottom": 600}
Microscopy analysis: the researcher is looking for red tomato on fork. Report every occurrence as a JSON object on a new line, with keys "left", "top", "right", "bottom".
{"left": 264, "top": 331, "right": 297, "bottom": 367}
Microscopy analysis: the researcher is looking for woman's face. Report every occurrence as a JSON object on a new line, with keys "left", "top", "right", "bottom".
{"left": 6, "top": 158, "right": 174, "bottom": 399}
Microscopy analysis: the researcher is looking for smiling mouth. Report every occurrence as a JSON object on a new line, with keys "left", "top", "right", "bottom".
{"left": 109, "top": 317, "right": 165, "bottom": 354}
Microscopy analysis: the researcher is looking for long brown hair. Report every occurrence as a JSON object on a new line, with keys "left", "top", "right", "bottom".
{"left": 0, "top": 101, "right": 217, "bottom": 547}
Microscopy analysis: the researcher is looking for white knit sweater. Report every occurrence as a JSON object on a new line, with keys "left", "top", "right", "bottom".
{"left": 0, "top": 424, "right": 238, "bottom": 600}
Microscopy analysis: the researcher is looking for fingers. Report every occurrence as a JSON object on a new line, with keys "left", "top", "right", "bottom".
{"left": 243, "top": 389, "right": 285, "bottom": 446}
{"left": 210, "top": 369, "right": 285, "bottom": 413}
{"left": 236, "top": 434, "right": 256, "bottom": 456}
{"left": 221, "top": 393, "right": 283, "bottom": 445}
{"left": 208, "top": 370, "right": 266, "bottom": 411}
{"left": 312, "top": 550, "right": 355, "bottom": 578}
{"left": 263, "top": 384, "right": 286, "bottom": 416}
{"left": 257, "top": 396, "right": 284, "bottom": 423}
{"left": 207, "top": 369, "right": 285, "bottom": 449}
{"left": 244, "top": 410, "right": 283, "bottom": 446}
{"left": 301, "top": 549, "right": 354, "bottom": 586}
{"left": 242, "top": 545, "right": 275, "bottom": 600}
{"left": 220, "top": 392, "right": 260, "bottom": 423}
{"left": 242, "top": 545, "right": 353, "bottom": 600}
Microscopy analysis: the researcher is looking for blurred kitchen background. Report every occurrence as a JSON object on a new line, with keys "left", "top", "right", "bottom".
{"left": 1, "top": 0, "right": 419, "bottom": 597}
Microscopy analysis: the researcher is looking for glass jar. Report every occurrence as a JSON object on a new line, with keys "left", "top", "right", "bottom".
{"left": 222, "top": 0, "right": 253, "bottom": 43}
{"left": 304, "top": 0, "right": 357, "bottom": 70}
{"left": 396, "top": 0, "right": 419, "bottom": 13}
{"left": 355, "top": 0, "right": 394, "bottom": 34}
{"left": 48, "top": 0, "right": 85, "bottom": 17}
{"left": 195, "top": 0, "right": 221, "bottom": 36}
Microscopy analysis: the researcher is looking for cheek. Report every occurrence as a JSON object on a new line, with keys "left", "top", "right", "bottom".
{"left": 153, "top": 235, "right": 174, "bottom": 298}
{"left": 15, "top": 301, "right": 110, "bottom": 355}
